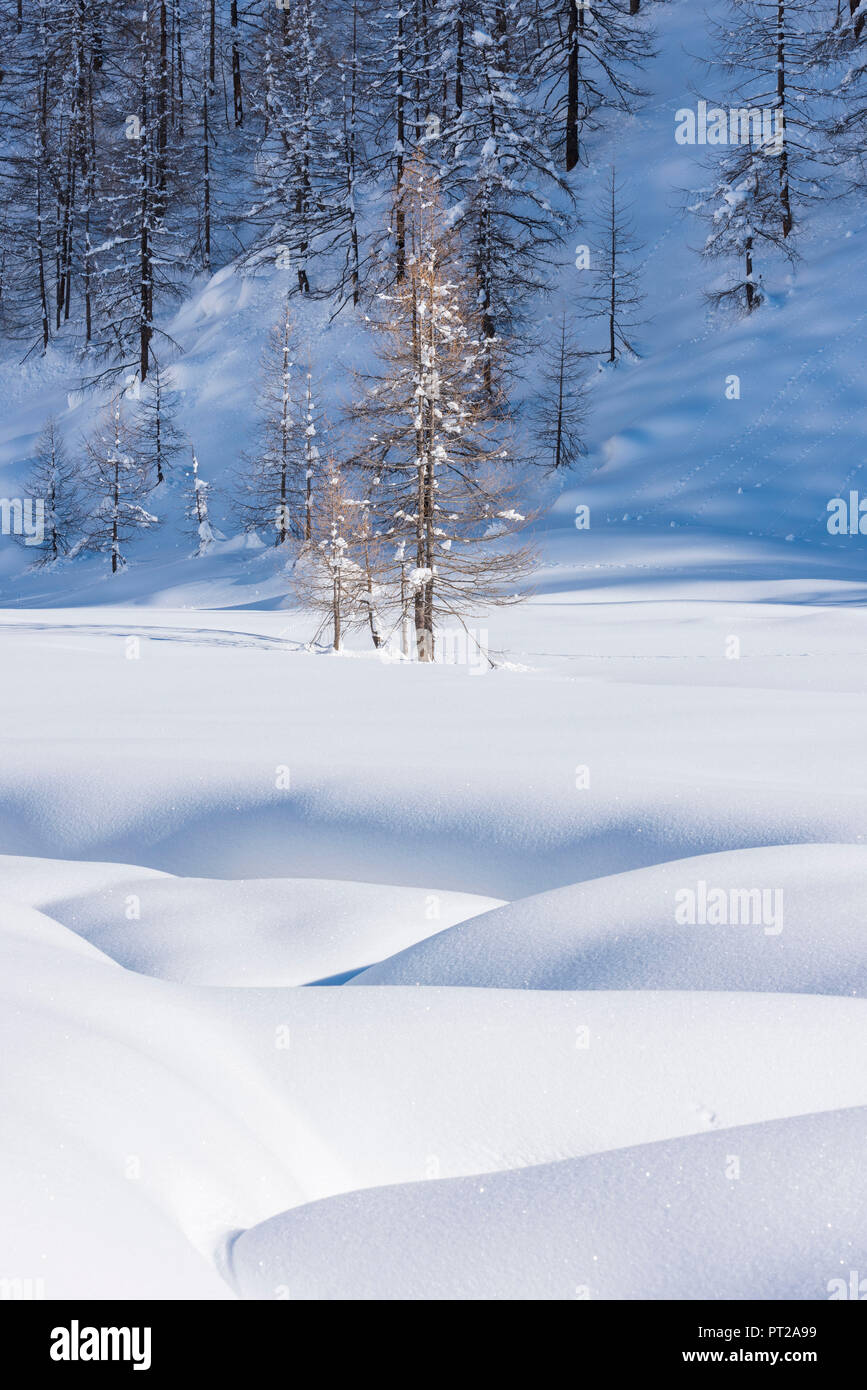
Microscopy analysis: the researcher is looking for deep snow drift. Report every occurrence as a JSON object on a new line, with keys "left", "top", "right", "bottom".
{"left": 0, "top": 598, "right": 864, "bottom": 1299}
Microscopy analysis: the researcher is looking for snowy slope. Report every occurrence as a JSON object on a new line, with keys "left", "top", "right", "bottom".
{"left": 0, "top": 606, "right": 863, "bottom": 901}
{"left": 0, "top": 853, "right": 500, "bottom": 985}
{"left": 0, "top": 5, "right": 864, "bottom": 609}
{"left": 228, "top": 1106, "right": 867, "bottom": 1301}
{"left": 351, "top": 844, "right": 867, "bottom": 992}
{"left": 4, "top": 891, "right": 867, "bottom": 1298}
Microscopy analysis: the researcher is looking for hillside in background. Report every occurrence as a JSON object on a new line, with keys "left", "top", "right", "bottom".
{"left": 1, "top": 0, "right": 865, "bottom": 612}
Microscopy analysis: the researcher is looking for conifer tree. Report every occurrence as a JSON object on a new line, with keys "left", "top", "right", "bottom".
{"left": 237, "top": 301, "right": 318, "bottom": 544}
{"left": 293, "top": 455, "right": 383, "bottom": 650}
{"left": 532, "top": 0, "right": 647, "bottom": 172}
{"left": 584, "top": 167, "right": 644, "bottom": 362}
{"left": 702, "top": 0, "right": 830, "bottom": 245}
{"left": 81, "top": 397, "right": 157, "bottom": 572}
{"left": 187, "top": 446, "right": 218, "bottom": 554}
{"left": 690, "top": 141, "right": 793, "bottom": 315}
{"left": 24, "top": 417, "right": 83, "bottom": 564}
{"left": 436, "top": 2, "right": 571, "bottom": 390}
{"left": 246, "top": 0, "right": 347, "bottom": 296}
{"left": 136, "top": 363, "right": 186, "bottom": 485}
{"left": 352, "top": 151, "right": 534, "bottom": 661}
{"left": 533, "top": 312, "right": 589, "bottom": 469}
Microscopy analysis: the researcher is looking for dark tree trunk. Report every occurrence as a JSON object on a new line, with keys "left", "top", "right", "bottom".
{"left": 36, "top": 62, "right": 51, "bottom": 350}
{"left": 156, "top": 1, "right": 169, "bottom": 213}
{"left": 174, "top": 0, "right": 184, "bottom": 137}
{"left": 35, "top": 168, "right": 50, "bottom": 351}
{"left": 202, "top": 60, "right": 211, "bottom": 269}
{"left": 455, "top": 7, "right": 464, "bottom": 114}
{"left": 154, "top": 376, "right": 164, "bottom": 482}
{"left": 554, "top": 318, "right": 566, "bottom": 467}
{"left": 139, "top": 18, "right": 153, "bottom": 380}
{"left": 112, "top": 450, "right": 120, "bottom": 573}
{"left": 83, "top": 67, "right": 96, "bottom": 343}
{"left": 608, "top": 177, "right": 617, "bottom": 362}
{"left": 776, "top": 3, "right": 793, "bottom": 237}
{"left": 566, "top": 0, "right": 580, "bottom": 171}
{"left": 745, "top": 237, "right": 756, "bottom": 312}
{"left": 230, "top": 0, "right": 243, "bottom": 125}
{"left": 395, "top": 12, "right": 406, "bottom": 281}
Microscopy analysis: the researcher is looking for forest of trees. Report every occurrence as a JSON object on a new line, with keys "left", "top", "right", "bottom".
{"left": 690, "top": 0, "right": 867, "bottom": 313}
{"left": 0, "top": 0, "right": 864, "bottom": 650}
{"left": 0, "top": 0, "right": 654, "bottom": 370}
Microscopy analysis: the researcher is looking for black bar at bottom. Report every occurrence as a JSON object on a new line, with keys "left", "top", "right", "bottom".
{"left": 0, "top": 1298, "right": 861, "bottom": 1375}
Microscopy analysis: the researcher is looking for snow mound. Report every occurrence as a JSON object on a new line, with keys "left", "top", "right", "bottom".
{"left": 27, "top": 860, "right": 502, "bottom": 986}
{"left": 6, "top": 875, "right": 867, "bottom": 1299}
{"left": 227, "top": 1105, "right": 867, "bottom": 1301}
{"left": 0, "top": 895, "right": 117, "bottom": 967}
{"left": 351, "top": 844, "right": 867, "bottom": 993}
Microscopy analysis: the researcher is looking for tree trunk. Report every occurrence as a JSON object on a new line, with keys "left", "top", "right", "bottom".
{"left": 395, "top": 12, "right": 406, "bottom": 281}
{"left": 745, "top": 236, "right": 756, "bottom": 313}
{"left": 364, "top": 542, "right": 382, "bottom": 649}
{"left": 156, "top": 1, "right": 169, "bottom": 214}
{"left": 230, "top": 0, "right": 243, "bottom": 125}
{"left": 155, "top": 377, "right": 164, "bottom": 482}
{"left": 209, "top": 0, "right": 216, "bottom": 91}
{"left": 82, "top": 49, "right": 97, "bottom": 343}
{"left": 776, "top": 2, "right": 793, "bottom": 238}
{"left": 478, "top": 51, "right": 499, "bottom": 390}
{"left": 57, "top": 147, "right": 74, "bottom": 327}
{"left": 278, "top": 310, "right": 291, "bottom": 543}
{"left": 554, "top": 316, "right": 566, "bottom": 467}
{"left": 35, "top": 167, "right": 50, "bottom": 352}
{"left": 201, "top": 12, "right": 211, "bottom": 273}
{"left": 455, "top": 6, "right": 464, "bottom": 114}
{"left": 344, "top": 0, "right": 361, "bottom": 304}
{"left": 332, "top": 568, "right": 341, "bottom": 650}
{"left": 400, "top": 563, "right": 413, "bottom": 658}
{"left": 608, "top": 177, "right": 617, "bottom": 362}
{"left": 305, "top": 373, "right": 314, "bottom": 539}
{"left": 49, "top": 472, "right": 58, "bottom": 560}
{"left": 112, "top": 412, "right": 121, "bottom": 574}
{"left": 566, "top": 0, "right": 579, "bottom": 171}
{"left": 139, "top": 17, "right": 153, "bottom": 380}
{"left": 421, "top": 262, "right": 436, "bottom": 658}
{"left": 174, "top": 0, "right": 184, "bottom": 138}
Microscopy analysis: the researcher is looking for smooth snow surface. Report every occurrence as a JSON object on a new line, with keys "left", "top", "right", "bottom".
{"left": 229, "top": 1106, "right": 867, "bottom": 1300}
{"left": 351, "top": 845, "right": 867, "bottom": 992}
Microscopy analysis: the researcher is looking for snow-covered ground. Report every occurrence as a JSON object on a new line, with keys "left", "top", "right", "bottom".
{"left": 1, "top": 0, "right": 866, "bottom": 1300}
{"left": 1, "top": 592, "right": 864, "bottom": 1299}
